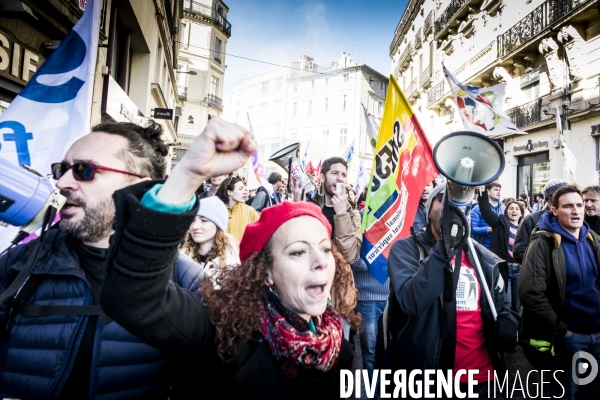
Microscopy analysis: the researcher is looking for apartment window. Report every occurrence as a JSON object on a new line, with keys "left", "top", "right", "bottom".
{"left": 323, "top": 130, "right": 329, "bottom": 137}
{"left": 258, "top": 144, "right": 265, "bottom": 156}
{"left": 311, "top": 80, "right": 315, "bottom": 89}
{"left": 275, "top": 99, "right": 282, "bottom": 114}
{"left": 259, "top": 125, "right": 266, "bottom": 138}
{"left": 247, "top": 106, "right": 254, "bottom": 117}
{"left": 291, "top": 131, "right": 297, "bottom": 139}
{"left": 340, "top": 129, "right": 347, "bottom": 146}
{"left": 261, "top": 103, "right": 267, "bottom": 117}
{"left": 210, "top": 76, "right": 219, "bottom": 96}
{"left": 214, "top": 37, "right": 222, "bottom": 64}
{"left": 274, "top": 123, "right": 281, "bottom": 136}
{"left": 306, "top": 131, "right": 312, "bottom": 141}
{"left": 262, "top": 81, "right": 269, "bottom": 95}
{"left": 292, "top": 102, "right": 297, "bottom": 118}
{"left": 276, "top": 78, "right": 283, "bottom": 91}
{"left": 378, "top": 101, "right": 383, "bottom": 117}
{"left": 293, "top": 83, "right": 298, "bottom": 92}
{"left": 342, "top": 95, "right": 347, "bottom": 112}
{"left": 308, "top": 100, "right": 312, "bottom": 116}
{"left": 369, "top": 76, "right": 373, "bottom": 85}
{"left": 343, "top": 74, "right": 349, "bottom": 83}
{"left": 324, "top": 97, "right": 329, "bottom": 113}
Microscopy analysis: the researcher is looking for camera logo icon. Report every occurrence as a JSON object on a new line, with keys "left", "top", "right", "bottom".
{"left": 572, "top": 351, "right": 598, "bottom": 386}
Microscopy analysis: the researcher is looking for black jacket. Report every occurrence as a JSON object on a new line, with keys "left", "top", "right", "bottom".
{"left": 513, "top": 210, "right": 544, "bottom": 264}
{"left": 585, "top": 214, "right": 600, "bottom": 235}
{"left": 100, "top": 181, "right": 353, "bottom": 400}
{"left": 385, "top": 229, "right": 519, "bottom": 376}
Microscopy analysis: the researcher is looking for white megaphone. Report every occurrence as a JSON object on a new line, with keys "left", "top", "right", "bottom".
{"left": 433, "top": 131, "right": 505, "bottom": 209}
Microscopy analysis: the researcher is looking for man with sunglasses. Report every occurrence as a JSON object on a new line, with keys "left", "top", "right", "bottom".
{"left": 384, "top": 185, "right": 519, "bottom": 397}
{"left": 0, "top": 121, "right": 205, "bottom": 399}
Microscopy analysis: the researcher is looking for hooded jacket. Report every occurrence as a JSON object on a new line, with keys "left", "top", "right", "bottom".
{"left": 385, "top": 229, "right": 519, "bottom": 375}
{"left": 470, "top": 200, "right": 505, "bottom": 249}
{"left": 513, "top": 210, "right": 544, "bottom": 264}
{"left": 520, "top": 212, "right": 600, "bottom": 338}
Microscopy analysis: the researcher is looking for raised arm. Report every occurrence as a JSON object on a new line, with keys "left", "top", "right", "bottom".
{"left": 477, "top": 190, "right": 501, "bottom": 228}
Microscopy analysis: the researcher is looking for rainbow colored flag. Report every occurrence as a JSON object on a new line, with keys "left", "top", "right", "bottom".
{"left": 360, "top": 75, "right": 438, "bottom": 284}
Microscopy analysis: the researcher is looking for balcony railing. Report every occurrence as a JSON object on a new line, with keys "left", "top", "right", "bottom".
{"left": 183, "top": 0, "right": 232, "bottom": 36}
{"left": 435, "top": 0, "right": 469, "bottom": 35}
{"left": 177, "top": 86, "right": 187, "bottom": 100}
{"left": 420, "top": 65, "right": 432, "bottom": 87}
{"left": 424, "top": 10, "right": 433, "bottom": 35}
{"left": 407, "top": 77, "right": 418, "bottom": 98}
{"left": 206, "top": 94, "right": 223, "bottom": 111}
{"left": 497, "top": 0, "right": 587, "bottom": 58}
{"left": 506, "top": 98, "right": 543, "bottom": 128}
{"left": 0, "top": 105, "right": 6, "bottom": 115}
{"left": 397, "top": 43, "right": 414, "bottom": 73}
{"left": 427, "top": 80, "right": 445, "bottom": 108}
{"left": 415, "top": 28, "right": 422, "bottom": 49}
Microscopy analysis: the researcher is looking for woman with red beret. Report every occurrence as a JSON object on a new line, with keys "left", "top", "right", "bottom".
{"left": 101, "top": 119, "right": 360, "bottom": 399}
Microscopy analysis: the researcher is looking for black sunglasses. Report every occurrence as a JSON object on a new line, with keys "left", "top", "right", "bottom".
{"left": 51, "top": 162, "right": 144, "bottom": 182}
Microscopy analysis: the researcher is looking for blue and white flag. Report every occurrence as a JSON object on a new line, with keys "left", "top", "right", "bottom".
{"left": 342, "top": 138, "right": 356, "bottom": 164}
{"left": 0, "top": 0, "right": 101, "bottom": 173}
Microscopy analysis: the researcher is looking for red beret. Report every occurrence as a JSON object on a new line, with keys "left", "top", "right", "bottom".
{"left": 239, "top": 201, "right": 332, "bottom": 263}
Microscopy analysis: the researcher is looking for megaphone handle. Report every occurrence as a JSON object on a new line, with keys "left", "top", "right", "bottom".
{"left": 287, "top": 158, "right": 292, "bottom": 197}
{"left": 467, "top": 237, "right": 498, "bottom": 321}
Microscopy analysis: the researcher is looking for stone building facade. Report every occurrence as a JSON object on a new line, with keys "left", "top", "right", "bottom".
{"left": 390, "top": 0, "right": 600, "bottom": 200}
{"left": 221, "top": 53, "right": 388, "bottom": 182}
{"left": 172, "top": 0, "right": 230, "bottom": 164}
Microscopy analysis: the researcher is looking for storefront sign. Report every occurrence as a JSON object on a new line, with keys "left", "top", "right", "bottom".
{"left": 153, "top": 108, "right": 173, "bottom": 120}
{"left": 0, "top": 28, "right": 46, "bottom": 87}
{"left": 591, "top": 124, "right": 600, "bottom": 135}
{"left": 106, "top": 75, "right": 148, "bottom": 126}
{"left": 514, "top": 139, "right": 549, "bottom": 152}
{"left": 520, "top": 68, "right": 540, "bottom": 88}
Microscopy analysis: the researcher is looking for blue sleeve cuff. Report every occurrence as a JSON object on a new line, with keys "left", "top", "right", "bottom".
{"left": 140, "top": 183, "right": 196, "bottom": 214}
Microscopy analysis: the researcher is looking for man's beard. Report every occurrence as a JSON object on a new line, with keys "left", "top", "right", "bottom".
{"left": 323, "top": 180, "right": 336, "bottom": 197}
{"left": 60, "top": 193, "right": 115, "bottom": 244}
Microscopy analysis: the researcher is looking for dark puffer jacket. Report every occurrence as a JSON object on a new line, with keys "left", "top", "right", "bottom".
{"left": 0, "top": 229, "right": 203, "bottom": 399}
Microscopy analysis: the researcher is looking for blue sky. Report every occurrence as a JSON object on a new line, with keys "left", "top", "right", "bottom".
{"left": 222, "top": 0, "right": 408, "bottom": 92}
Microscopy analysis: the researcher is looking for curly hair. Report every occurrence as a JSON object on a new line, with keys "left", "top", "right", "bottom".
{"left": 504, "top": 200, "right": 525, "bottom": 224}
{"left": 183, "top": 227, "right": 232, "bottom": 266}
{"left": 201, "top": 241, "right": 360, "bottom": 362}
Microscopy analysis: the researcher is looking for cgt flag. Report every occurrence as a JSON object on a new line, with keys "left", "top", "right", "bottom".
{"left": 0, "top": 0, "right": 101, "bottom": 172}
{"left": 360, "top": 75, "right": 438, "bottom": 284}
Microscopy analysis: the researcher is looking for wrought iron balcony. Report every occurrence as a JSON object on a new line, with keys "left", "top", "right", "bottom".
{"left": 206, "top": 94, "right": 223, "bottom": 111}
{"left": 0, "top": 105, "right": 6, "bottom": 115}
{"left": 415, "top": 28, "right": 422, "bottom": 49}
{"left": 435, "top": 0, "right": 469, "bottom": 36}
{"left": 177, "top": 86, "right": 187, "bottom": 100}
{"left": 396, "top": 43, "right": 414, "bottom": 73}
{"left": 183, "top": 0, "right": 232, "bottom": 36}
{"left": 407, "top": 77, "right": 418, "bottom": 98}
{"left": 506, "top": 98, "right": 543, "bottom": 128}
{"left": 427, "top": 80, "right": 445, "bottom": 108}
{"left": 424, "top": 10, "right": 433, "bottom": 35}
{"left": 420, "top": 65, "right": 432, "bottom": 87}
{"left": 497, "top": 0, "right": 587, "bottom": 58}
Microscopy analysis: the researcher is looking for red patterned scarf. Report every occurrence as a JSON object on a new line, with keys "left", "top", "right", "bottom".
{"left": 259, "top": 294, "right": 343, "bottom": 378}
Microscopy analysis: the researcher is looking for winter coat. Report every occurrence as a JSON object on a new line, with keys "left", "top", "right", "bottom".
{"left": 520, "top": 215, "right": 600, "bottom": 341}
{"left": 0, "top": 229, "right": 203, "bottom": 400}
{"left": 513, "top": 210, "right": 544, "bottom": 264}
{"left": 100, "top": 181, "right": 354, "bottom": 400}
{"left": 412, "top": 203, "right": 427, "bottom": 232}
{"left": 315, "top": 191, "right": 362, "bottom": 264}
{"left": 385, "top": 230, "right": 519, "bottom": 373}
{"left": 585, "top": 213, "right": 600, "bottom": 235}
{"left": 226, "top": 202, "right": 260, "bottom": 243}
{"left": 470, "top": 200, "right": 505, "bottom": 248}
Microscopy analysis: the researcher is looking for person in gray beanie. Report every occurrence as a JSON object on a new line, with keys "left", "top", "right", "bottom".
{"left": 183, "top": 196, "right": 240, "bottom": 279}
{"left": 512, "top": 179, "right": 568, "bottom": 263}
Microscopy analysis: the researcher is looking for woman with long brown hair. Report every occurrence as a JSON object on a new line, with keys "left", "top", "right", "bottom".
{"left": 182, "top": 196, "right": 239, "bottom": 279}
{"left": 102, "top": 200, "right": 359, "bottom": 399}
{"left": 216, "top": 176, "right": 259, "bottom": 243}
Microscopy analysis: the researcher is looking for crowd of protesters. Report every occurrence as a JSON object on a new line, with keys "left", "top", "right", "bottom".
{"left": 1, "top": 118, "right": 599, "bottom": 399}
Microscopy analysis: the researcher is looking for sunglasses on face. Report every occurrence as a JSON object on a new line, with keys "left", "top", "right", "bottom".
{"left": 51, "top": 162, "right": 144, "bottom": 182}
